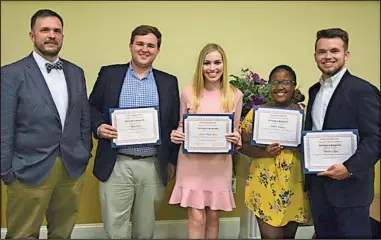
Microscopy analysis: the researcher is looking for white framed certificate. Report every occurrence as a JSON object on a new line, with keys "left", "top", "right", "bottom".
{"left": 109, "top": 106, "right": 161, "bottom": 148}
{"left": 250, "top": 106, "right": 304, "bottom": 147}
{"left": 183, "top": 114, "right": 234, "bottom": 154}
{"left": 301, "top": 129, "right": 359, "bottom": 174}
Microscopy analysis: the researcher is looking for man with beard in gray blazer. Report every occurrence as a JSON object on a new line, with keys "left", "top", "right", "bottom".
{"left": 1, "top": 9, "right": 92, "bottom": 239}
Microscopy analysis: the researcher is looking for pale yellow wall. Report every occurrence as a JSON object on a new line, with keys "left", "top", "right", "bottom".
{"left": 1, "top": 1, "right": 380, "bottom": 227}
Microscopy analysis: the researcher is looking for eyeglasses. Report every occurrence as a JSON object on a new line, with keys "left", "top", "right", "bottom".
{"left": 269, "top": 80, "right": 295, "bottom": 87}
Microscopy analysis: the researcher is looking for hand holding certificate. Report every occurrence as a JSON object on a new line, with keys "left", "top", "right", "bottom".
{"left": 251, "top": 106, "right": 304, "bottom": 147}
{"left": 109, "top": 106, "right": 161, "bottom": 148}
{"left": 183, "top": 114, "right": 234, "bottom": 154}
{"left": 301, "top": 130, "right": 359, "bottom": 174}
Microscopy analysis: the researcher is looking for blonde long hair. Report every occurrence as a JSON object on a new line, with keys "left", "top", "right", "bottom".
{"left": 192, "top": 43, "right": 237, "bottom": 112}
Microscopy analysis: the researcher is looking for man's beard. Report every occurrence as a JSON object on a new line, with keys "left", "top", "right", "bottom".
{"left": 36, "top": 43, "right": 62, "bottom": 57}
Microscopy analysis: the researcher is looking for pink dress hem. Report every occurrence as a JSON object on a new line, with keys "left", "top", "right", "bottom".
{"left": 169, "top": 186, "right": 236, "bottom": 211}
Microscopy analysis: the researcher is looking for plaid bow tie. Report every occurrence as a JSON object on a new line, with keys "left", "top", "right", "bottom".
{"left": 46, "top": 61, "right": 63, "bottom": 73}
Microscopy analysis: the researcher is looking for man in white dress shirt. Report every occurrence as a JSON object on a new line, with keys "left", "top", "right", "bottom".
{"left": 1, "top": 9, "right": 92, "bottom": 239}
{"left": 305, "top": 28, "right": 380, "bottom": 239}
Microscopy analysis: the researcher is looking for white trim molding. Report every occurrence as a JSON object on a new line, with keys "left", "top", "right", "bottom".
{"left": 1, "top": 217, "right": 313, "bottom": 239}
{"left": 0, "top": 217, "right": 240, "bottom": 239}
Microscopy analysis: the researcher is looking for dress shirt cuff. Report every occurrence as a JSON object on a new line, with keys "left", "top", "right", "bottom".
{"left": 97, "top": 126, "right": 102, "bottom": 138}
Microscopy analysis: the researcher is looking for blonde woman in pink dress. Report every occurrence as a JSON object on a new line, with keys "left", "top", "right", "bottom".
{"left": 169, "top": 43, "right": 243, "bottom": 239}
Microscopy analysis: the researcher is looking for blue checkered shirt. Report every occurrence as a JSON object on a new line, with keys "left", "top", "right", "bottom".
{"left": 117, "top": 65, "right": 159, "bottom": 157}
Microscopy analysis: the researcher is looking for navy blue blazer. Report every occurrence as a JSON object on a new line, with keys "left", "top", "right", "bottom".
{"left": 305, "top": 70, "right": 380, "bottom": 207}
{"left": 89, "top": 63, "right": 180, "bottom": 186}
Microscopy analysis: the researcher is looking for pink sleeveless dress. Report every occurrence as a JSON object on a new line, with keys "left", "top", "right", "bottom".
{"left": 169, "top": 85, "right": 243, "bottom": 211}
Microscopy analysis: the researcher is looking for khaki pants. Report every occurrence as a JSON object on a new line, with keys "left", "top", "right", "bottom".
{"left": 5, "top": 156, "right": 84, "bottom": 239}
{"left": 99, "top": 155, "right": 165, "bottom": 239}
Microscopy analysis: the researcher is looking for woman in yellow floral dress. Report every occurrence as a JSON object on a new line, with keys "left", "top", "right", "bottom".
{"left": 240, "top": 65, "right": 310, "bottom": 239}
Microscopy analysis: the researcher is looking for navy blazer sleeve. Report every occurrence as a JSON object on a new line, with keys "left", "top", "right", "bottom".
{"left": 343, "top": 82, "right": 380, "bottom": 180}
{"left": 89, "top": 66, "right": 107, "bottom": 139}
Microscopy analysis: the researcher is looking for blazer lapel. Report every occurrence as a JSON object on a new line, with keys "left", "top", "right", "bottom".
{"left": 110, "top": 63, "right": 129, "bottom": 108}
{"left": 308, "top": 84, "right": 320, "bottom": 112}
{"left": 152, "top": 69, "right": 168, "bottom": 118}
{"left": 62, "top": 60, "right": 74, "bottom": 125}
{"left": 25, "top": 54, "right": 61, "bottom": 123}
{"left": 323, "top": 70, "right": 350, "bottom": 127}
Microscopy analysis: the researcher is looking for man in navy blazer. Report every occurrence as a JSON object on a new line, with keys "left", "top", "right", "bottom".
{"left": 89, "top": 25, "right": 180, "bottom": 239}
{"left": 1, "top": 9, "right": 92, "bottom": 239}
{"left": 305, "top": 28, "right": 380, "bottom": 238}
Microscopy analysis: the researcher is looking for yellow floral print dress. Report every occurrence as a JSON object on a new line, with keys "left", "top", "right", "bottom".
{"left": 242, "top": 104, "right": 310, "bottom": 227}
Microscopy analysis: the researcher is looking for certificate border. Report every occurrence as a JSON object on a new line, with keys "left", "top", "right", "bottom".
{"left": 108, "top": 106, "right": 162, "bottom": 148}
{"left": 301, "top": 129, "right": 359, "bottom": 174}
{"left": 250, "top": 106, "right": 304, "bottom": 148}
{"left": 182, "top": 113, "right": 234, "bottom": 155}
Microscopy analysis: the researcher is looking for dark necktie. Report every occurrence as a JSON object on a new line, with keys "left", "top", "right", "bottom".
{"left": 46, "top": 61, "right": 63, "bottom": 73}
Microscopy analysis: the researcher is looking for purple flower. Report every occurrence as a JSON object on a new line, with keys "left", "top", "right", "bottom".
{"left": 249, "top": 96, "right": 265, "bottom": 107}
{"left": 250, "top": 72, "right": 260, "bottom": 82}
{"left": 257, "top": 78, "right": 267, "bottom": 85}
{"left": 249, "top": 72, "right": 267, "bottom": 85}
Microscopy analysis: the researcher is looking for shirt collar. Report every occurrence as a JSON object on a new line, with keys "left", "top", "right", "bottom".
{"left": 33, "top": 51, "right": 61, "bottom": 73}
{"left": 319, "top": 67, "right": 347, "bottom": 88}
{"left": 128, "top": 63, "right": 153, "bottom": 80}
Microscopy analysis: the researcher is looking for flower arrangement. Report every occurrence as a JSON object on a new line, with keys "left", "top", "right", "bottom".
{"left": 229, "top": 68, "right": 272, "bottom": 119}
{"left": 229, "top": 68, "right": 305, "bottom": 119}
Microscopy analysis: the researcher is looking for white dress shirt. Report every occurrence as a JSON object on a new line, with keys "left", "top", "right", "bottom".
{"left": 33, "top": 51, "right": 68, "bottom": 130}
{"left": 311, "top": 68, "right": 347, "bottom": 131}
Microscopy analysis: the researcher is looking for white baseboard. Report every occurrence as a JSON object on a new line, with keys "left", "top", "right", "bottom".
{"left": 1, "top": 217, "right": 314, "bottom": 239}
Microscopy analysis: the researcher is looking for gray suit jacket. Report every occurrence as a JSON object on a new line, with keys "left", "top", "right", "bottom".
{"left": 1, "top": 53, "right": 92, "bottom": 186}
